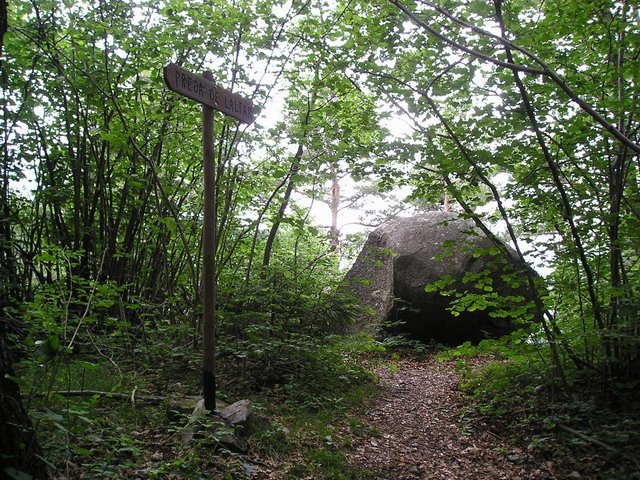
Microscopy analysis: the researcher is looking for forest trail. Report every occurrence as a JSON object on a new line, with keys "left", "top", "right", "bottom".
{"left": 346, "top": 355, "right": 553, "bottom": 480}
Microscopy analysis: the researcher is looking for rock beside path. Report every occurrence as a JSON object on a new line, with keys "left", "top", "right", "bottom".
{"left": 178, "top": 398, "right": 256, "bottom": 453}
{"left": 220, "top": 399, "right": 253, "bottom": 429}
{"left": 344, "top": 212, "right": 536, "bottom": 344}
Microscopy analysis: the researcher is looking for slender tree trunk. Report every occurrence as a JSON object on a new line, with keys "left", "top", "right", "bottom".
{"left": 0, "top": 0, "right": 6, "bottom": 58}
{"left": 1, "top": 70, "right": 20, "bottom": 314}
{"left": 0, "top": 9, "right": 49, "bottom": 477}
{"left": 607, "top": 1, "right": 630, "bottom": 375}
{"left": 262, "top": 93, "right": 314, "bottom": 268}
{"left": 262, "top": 142, "right": 303, "bottom": 268}
{"left": 329, "top": 164, "right": 340, "bottom": 250}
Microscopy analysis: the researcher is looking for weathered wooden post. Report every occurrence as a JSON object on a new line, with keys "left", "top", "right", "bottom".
{"left": 201, "top": 71, "right": 217, "bottom": 411}
{"left": 163, "top": 63, "right": 254, "bottom": 411}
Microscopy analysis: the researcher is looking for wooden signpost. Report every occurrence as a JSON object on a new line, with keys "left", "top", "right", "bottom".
{"left": 164, "top": 63, "right": 254, "bottom": 124}
{"left": 163, "top": 62, "right": 254, "bottom": 411}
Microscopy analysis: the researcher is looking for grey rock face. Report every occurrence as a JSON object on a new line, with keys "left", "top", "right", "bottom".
{"left": 343, "top": 212, "right": 535, "bottom": 344}
{"left": 220, "top": 400, "right": 252, "bottom": 430}
{"left": 178, "top": 398, "right": 254, "bottom": 453}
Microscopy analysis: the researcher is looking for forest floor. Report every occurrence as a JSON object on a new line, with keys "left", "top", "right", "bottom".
{"left": 345, "top": 355, "right": 553, "bottom": 480}
{"left": 247, "top": 353, "right": 555, "bottom": 480}
{"left": 247, "top": 351, "right": 638, "bottom": 480}
{"left": 33, "top": 340, "right": 640, "bottom": 479}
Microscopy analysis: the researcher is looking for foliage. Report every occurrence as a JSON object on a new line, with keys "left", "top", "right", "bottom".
{"left": 447, "top": 332, "right": 640, "bottom": 479}
{"left": 2, "top": 0, "right": 640, "bottom": 476}
{"left": 251, "top": 333, "right": 382, "bottom": 480}
{"left": 216, "top": 233, "right": 361, "bottom": 388}
{"left": 13, "top": 329, "right": 383, "bottom": 478}
{"left": 335, "top": 0, "right": 640, "bottom": 390}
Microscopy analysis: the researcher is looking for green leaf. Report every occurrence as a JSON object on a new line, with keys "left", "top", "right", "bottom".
{"left": 3, "top": 467, "right": 34, "bottom": 480}
{"left": 6, "top": 376, "right": 28, "bottom": 390}
{"left": 73, "top": 360, "right": 98, "bottom": 371}
{"left": 69, "top": 444, "right": 92, "bottom": 456}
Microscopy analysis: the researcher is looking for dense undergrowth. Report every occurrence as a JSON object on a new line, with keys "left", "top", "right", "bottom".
{"left": 16, "top": 310, "right": 640, "bottom": 479}
{"left": 442, "top": 330, "right": 640, "bottom": 480}
{"left": 9, "top": 247, "right": 640, "bottom": 479}
{"left": 15, "top": 320, "right": 385, "bottom": 479}
{"left": 1, "top": 224, "right": 394, "bottom": 480}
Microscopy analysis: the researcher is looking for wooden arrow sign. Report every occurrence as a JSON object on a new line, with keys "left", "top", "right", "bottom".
{"left": 163, "top": 62, "right": 254, "bottom": 125}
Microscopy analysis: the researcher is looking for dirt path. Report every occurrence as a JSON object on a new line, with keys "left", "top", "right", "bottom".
{"left": 347, "top": 355, "right": 552, "bottom": 480}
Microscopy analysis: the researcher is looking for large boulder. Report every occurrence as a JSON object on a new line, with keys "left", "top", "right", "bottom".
{"left": 343, "top": 212, "right": 536, "bottom": 344}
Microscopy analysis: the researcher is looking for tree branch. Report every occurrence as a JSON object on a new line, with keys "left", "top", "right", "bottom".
{"left": 387, "top": 0, "right": 640, "bottom": 155}
{"left": 31, "top": 390, "right": 166, "bottom": 405}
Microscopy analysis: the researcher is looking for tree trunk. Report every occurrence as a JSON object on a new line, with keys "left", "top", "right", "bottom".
{"left": 329, "top": 164, "right": 340, "bottom": 250}
{"left": 262, "top": 92, "right": 314, "bottom": 268}
{"left": 0, "top": 11, "right": 48, "bottom": 478}
{"left": 262, "top": 142, "right": 303, "bottom": 268}
{"left": 0, "top": 323, "right": 49, "bottom": 478}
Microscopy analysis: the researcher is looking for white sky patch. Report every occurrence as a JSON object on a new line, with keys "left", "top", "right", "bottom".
{"left": 382, "top": 112, "right": 416, "bottom": 138}
{"left": 298, "top": 176, "right": 414, "bottom": 239}
{"left": 472, "top": 172, "right": 555, "bottom": 277}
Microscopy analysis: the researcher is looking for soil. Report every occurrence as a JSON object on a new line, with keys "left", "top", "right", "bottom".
{"left": 346, "top": 355, "right": 554, "bottom": 480}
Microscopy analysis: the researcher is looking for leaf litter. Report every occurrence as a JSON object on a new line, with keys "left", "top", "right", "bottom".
{"left": 346, "top": 354, "right": 553, "bottom": 480}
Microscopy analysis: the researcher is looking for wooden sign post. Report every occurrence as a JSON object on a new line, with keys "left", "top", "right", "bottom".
{"left": 163, "top": 62, "right": 254, "bottom": 411}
